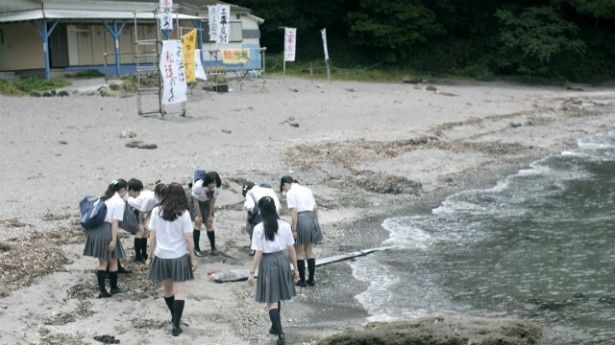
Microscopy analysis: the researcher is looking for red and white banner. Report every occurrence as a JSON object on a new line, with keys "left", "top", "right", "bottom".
{"left": 160, "top": 40, "right": 187, "bottom": 105}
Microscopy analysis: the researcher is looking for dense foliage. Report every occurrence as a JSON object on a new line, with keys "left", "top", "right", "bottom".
{"left": 229, "top": 0, "right": 615, "bottom": 81}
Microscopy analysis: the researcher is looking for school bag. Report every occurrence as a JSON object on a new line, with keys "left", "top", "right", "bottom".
{"left": 193, "top": 169, "right": 207, "bottom": 182}
{"left": 247, "top": 192, "right": 262, "bottom": 226}
{"left": 79, "top": 196, "right": 107, "bottom": 231}
{"left": 118, "top": 201, "right": 139, "bottom": 234}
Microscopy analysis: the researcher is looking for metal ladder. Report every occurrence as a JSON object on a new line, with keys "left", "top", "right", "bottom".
{"left": 133, "top": 9, "right": 186, "bottom": 117}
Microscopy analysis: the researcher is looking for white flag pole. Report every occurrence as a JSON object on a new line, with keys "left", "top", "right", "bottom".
{"left": 321, "top": 28, "right": 331, "bottom": 81}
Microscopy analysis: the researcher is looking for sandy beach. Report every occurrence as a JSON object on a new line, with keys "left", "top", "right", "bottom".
{"left": 0, "top": 75, "right": 613, "bottom": 344}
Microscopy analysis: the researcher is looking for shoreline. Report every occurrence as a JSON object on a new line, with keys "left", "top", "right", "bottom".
{"left": 0, "top": 76, "right": 613, "bottom": 344}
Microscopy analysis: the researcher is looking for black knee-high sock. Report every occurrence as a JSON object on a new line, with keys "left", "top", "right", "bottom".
{"left": 173, "top": 300, "right": 185, "bottom": 326}
{"left": 96, "top": 270, "right": 107, "bottom": 293}
{"left": 307, "top": 258, "right": 316, "bottom": 282}
{"left": 164, "top": 295, "right": 175, "bottom": 322}
{"left": 207, "top": 231, "right": 216, "bottom": 250}
{"left": 134, "top": 238, "right": 142, "bottom": 260}
{"left": 109, "top": 271, "right": 119, "bottom": 290}
{"left": 140, "top": 238, "right": 148, "bottom": 258}
{"left": 193, "top": 229, "right": 201, "bottom": 251}
{"left": 269, "top": 308, "right": 283, "bottom": 334}
{"left": 296, "top": 260, "right": 306, "bottom": 282}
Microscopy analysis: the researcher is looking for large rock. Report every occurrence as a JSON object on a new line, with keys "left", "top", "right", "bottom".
{"left": 318, "top": 315, "right": 542, "bottom": 345}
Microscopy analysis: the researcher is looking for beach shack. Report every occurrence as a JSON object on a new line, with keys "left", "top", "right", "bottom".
{"left": 0, "top": 0, "right": 265, "bottom": 80}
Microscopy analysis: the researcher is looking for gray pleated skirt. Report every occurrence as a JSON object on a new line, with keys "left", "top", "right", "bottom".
{"left": 256, "top": 251, "right": 296, "bottom": 303}
{"left": 190, "top": 200, "right": 212, "bottom": 221}
{"left": 83, "top": 222, "right": 126, "bottom": 259}
{"left": 296, "top": 211, "right": 323, "bottom": 245}
{"left": 148, "top": 254, "right": 194, "bottom": 282}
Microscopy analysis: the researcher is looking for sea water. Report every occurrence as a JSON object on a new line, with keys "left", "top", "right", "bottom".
{"left": 351, "top": 132, "right": 615, "bottom": 344}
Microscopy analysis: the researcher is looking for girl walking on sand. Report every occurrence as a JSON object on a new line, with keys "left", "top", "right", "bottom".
{"left": 83, "top": 179, "right": 128, "bottom": 298}
{"left": 146, "top": 183, "right": 197, "bottom": 336}
{"left": 191, "top": 171, "right": 222, "bottom": 256}
{"left": 248, "top": 196, "right": 298, "bottom": 345}
{"left": 280, "top": 176, "right": 323, "bottom": 287}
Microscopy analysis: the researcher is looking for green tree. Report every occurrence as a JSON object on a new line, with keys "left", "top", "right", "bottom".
{"left": 496, "top": 6, "right": 586, "bottom": 76}
{"left": 347, "top": 0, "right": 445, "bottom": 61}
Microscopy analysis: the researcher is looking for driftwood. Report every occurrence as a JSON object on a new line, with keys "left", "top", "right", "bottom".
{"left": 209, "top": 246, "right": 394, "bottom": 283}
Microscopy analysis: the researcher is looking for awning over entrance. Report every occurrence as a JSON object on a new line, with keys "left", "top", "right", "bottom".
{"left": 0, "top": 8, "right": 202, "bottom": 23}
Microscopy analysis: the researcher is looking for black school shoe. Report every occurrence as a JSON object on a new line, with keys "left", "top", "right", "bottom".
{"left": 194, "top": 249, "right": 204, "bottom": 257}
{"left": 117, "top": 267, "right": 132, "bottom": 274}
{"left": 98, "top": 291, "right": 111, "bottom": 298}
{"left": 210, "top": 249, "right": 218, "bottom": 256}
{"left": 295, "top": 280, "right": 307, "bottom": 287}
{"left": 277, "top": 333, "right": 286, "bottom": 345}
{"left": 110, "top": 287, "right": 123, "bottom": 294}
{"left": 172, "top": 324, "right": 183, "bottom": 336}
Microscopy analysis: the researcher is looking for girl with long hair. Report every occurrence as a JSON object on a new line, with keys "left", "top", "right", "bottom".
{"left": 248, "top": 196, "right": 298, "bottom": 345}
{"left": 146, "top": 182, "right": 197, "bottom": 337}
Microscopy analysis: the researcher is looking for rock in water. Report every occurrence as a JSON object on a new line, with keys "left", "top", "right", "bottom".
{"left": 426, "top": 85, "right": 438, "bottom": 92}
{"left": 318, "top": 314, "right": 542, "bottom": 345}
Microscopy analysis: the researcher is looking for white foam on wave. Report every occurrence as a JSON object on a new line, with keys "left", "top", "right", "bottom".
{"left": 351, "top": 256, "right": 400, "bottom": 322}
{"left": 382, "top": 216, "right": 433, "bottom": 249}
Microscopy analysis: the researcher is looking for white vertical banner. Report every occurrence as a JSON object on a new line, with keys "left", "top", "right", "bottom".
{"left": 284, "top": 27, "right": 296, "bottom": 62}
{"left": 194, "top": 49, "right": 207, "bottom": 80}
{"left": 207, "top": 5, "right": 219, "bottom": 42}
{"left": 321, "top": 28, "right": 329, "bottom": 60}
{"left": 159, "top": 0, "right": 173, "bottom": 31}
{"left": 160, "top": 40, "right": 187, "bottom": 105}
{"left": 217, "top": 5, "right": 230, "bottom": 44}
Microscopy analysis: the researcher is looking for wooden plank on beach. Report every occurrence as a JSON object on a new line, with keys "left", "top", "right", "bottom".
{"left": 209, "top": 245, "right": 395, "bottom": 283}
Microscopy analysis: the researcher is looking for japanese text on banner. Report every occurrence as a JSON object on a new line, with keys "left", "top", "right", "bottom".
{"left": 221, "top": 49, "right": 250, "bottom": 64}
{"left": 159, "top": 40, "right": 187, "bottom": 105}
{"left": 284, "top": 27, "right": 296, "bottom": 62}
{"left": 217, "top": 5, "right": 230, "bottom": 44}
{"left": 208, "top": 4, "right": 230, "bottom": 44}
{"left": 207, "top": 5, "right": 219, "bottom": 42}
{"left": 182, "top": 29, "right": 197, "bottom": 82}
{"left": 159, "top": 0, "right": 173, "bottom": 31}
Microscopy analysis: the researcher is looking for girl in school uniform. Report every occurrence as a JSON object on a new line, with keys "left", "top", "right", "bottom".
{"left": 191, "top": 171, "right": 222, "bottom": 256}
{"left": 127, "top": 178, "right": 157, "bottom": 263}
{"left": 280, "top": 176, "right": 323, "bottom": 287}
{"left": 248, "top": 196, "right": 298, "bottom": 345}
{"left": 83, "top": 179, "right": 128, "bottom": 298}
{"left": 243, "top": 181, "right": 282, "bottom": 256}
{"left": 146, "top": 182, "right": 197, "bottom": 337}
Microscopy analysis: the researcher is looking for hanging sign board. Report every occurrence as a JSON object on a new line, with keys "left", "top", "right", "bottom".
{"left": 221, "top": 48, "right": 250, "bottom": 64}
{"left": 160, "top": 40, "right": 187, "bottom": 105}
